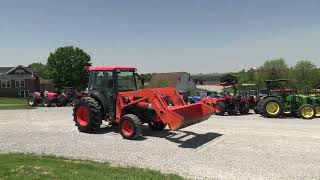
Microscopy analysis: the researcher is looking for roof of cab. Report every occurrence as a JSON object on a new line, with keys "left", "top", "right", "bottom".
{"left": 88, "top": 66, "right": 136, "bottom": 71}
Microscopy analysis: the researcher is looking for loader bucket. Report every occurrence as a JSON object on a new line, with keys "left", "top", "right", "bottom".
{"left": 166, "top": 102, "right": 214, "bottom": 130}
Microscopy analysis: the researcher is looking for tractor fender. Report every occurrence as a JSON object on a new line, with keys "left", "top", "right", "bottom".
{"left": 260, "top": 95, "right": 284, "bottom": 104}
{"left": 89, "top": 91, "right": 108, "bottom": 114}
{"left": 260, "top": 95, "right": 280, "bottom": 101}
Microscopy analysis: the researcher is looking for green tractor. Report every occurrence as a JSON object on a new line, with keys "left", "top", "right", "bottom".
{"left": 304, "top": 87, "right": 320, "bottom": 117}
{"left": 257, "top": 79, "right": 320, "bottom": 119}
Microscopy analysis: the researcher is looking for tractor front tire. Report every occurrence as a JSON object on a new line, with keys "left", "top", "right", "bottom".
{"left": 119, "top": 114, "right": 142, "bottom": 140}
{"left": 43, "top": 97, "right": 52, "bottom": 107}
{"left": 315, "top": 106, "right": 320, "bottom": 118}
{"left": 215, "top": 101, "right": 226, "bottom": 115}
{"left": 297, "top": 104, "right": 316, "bottom": 120}
{"left": 239, "top": 103, "right": 250, "bottom": 115}
{"left": 56, "top": 95, "right": 68, "bottom": 107}
{"left": 261, "top": 97, "right": 283, "bottom": 118}
{"left": 71, "top": 98, "right": 79, "bottom": 106}
{"left": 27, "top": 94, "right": 38, "bottom": 107}
{"left": 73, "top": 97, "right": 103, "bottom": 133}
{"left": 256, "top": 99, "right": 265, "bottom": 114}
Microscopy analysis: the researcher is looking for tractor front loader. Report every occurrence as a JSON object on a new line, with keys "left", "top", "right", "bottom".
{"left": 73, "top": 66, "right": 214, "bottom": 140}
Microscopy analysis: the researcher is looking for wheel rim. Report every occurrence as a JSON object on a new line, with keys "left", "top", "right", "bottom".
{"left": 315, "top": 107, "right": 320, "bottom": 117}
{"left": 28, "top": 98, "right": 34, "bottom": 105}
{"left": 266, "top": 102, "right": 280, "bottom": 115}
{"left": 122, "top": 119, "right": 134, "bottom": 137}
{"left": 76, "top": 106, "right": 90, "bottom": 126}
{"left": 301, "top": 106, "right": 314, "bottom": 119}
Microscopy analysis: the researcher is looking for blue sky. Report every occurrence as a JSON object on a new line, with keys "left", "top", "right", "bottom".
{"left": 0, "top": 0, "right": 320, "bottom": 73}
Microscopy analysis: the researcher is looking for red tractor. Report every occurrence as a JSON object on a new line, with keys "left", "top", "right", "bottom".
{"left": 73, "top": 66, "right": 214, "bottom": 140}
{"left": 28, "top": 90, "right": 61, "bottom": 107}
{"left": 57, "top": 87, "right": 86, "bottom": 106}
{"left": 212, "top": 82, "right": 250, "bottom": 116}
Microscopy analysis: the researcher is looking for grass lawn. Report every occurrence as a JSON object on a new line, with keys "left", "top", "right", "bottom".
{"left": 0, "top": 97, "right": 31, "bottom": 110}
{"left": 0, "top": 153, "right": 183, "bottom": 180}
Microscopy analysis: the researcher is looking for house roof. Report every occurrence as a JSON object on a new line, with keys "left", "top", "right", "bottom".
{"left": 0, "top": 67, "right": 13, "bottom": 74}
{"left": 191, "top": 73, "right": 226, "bottom": 81}
{"left": 0, "top": 65, "right": 39, "bottom": 80}
{"left": 149, "top": 72, "right": 189, "bottom": 87}
{"left": 191, "top": 73, "right": 236, "bottom": 82}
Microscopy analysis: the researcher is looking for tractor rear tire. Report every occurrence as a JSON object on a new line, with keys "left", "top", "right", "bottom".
{"left": 256, "top": 99, "right": 265, "bottom": 114}
{"left": 261, "top": 97, "right": 283, "bottom": 118}
{"left": 56, "top": 95, "right": 68, "bottom": 107}
{"left": 71, "top": 98, "right": 79, "bottom": 106}
{"left": 148, "top": 121, "right": 166, "bottom": 131}
{"left": 227, "top": 109, "right": 238, "bottom": 116}
{"left": 73, "top": 97, "right": 103, "bottom": 133}
{"left": 315, "top": 106, "right": 320, "bottom": 118}
{"left": 43, "top": 97, "right": 52, "bottom": 107}
{"left": 119, "top": 114, "right": 142, "bottom": 140}
{"left": 215, "top": 101, "right": 226, "bottom": 115}
{"left": 239, "top": 103, "right": 250, "bottom": 115}
{"left": 27, "top": 94, "right": 38, "bottom": 107}
{"left": 297, "top": 104, "right": 316, "bottom": 120}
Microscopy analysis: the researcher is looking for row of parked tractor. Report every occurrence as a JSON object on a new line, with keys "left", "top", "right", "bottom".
{"left": 186, "top": 79, "right": 320, "bottom": 120}
{"left": 25, "top": 66, "right": 320, "bottom": 140}
{"left": 27, "top": 87, "right": 85, "bottom": 107}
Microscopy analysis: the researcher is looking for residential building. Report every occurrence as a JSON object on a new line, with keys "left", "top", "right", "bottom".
{"left": 0, "top": 65, "right": 40, "bottom": 98}
{"left": 149, "top": 72, "right": 196, "bottom": 92}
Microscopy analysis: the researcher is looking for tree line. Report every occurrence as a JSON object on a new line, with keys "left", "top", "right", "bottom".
{"left": 233, "top": 58, "right": 320, "bottom": 90}
{"left": 30, "top": 47, "right": 320, "bottom": 92}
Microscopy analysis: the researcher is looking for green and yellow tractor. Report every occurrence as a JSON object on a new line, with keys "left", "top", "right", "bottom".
{"left": 304, "top": 87, "right": 320, "bottom": 118}
{"left": 257, "top": 79, "right": 320, "bottom": 119}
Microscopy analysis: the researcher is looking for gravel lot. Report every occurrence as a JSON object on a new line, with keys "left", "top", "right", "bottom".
{"left": 1, "top": 107, "right": 320, "bottom": 179}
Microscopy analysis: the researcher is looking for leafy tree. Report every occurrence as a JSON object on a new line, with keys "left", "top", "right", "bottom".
{"left": 29, "top": 62, "right": 50, "bottom": 79}
{"left": 257, "top": 58, "right": 289, "bottom": 81}
{"left": 47, "top": 46, "right": 91, "bottom": 90}
{"left": 292, "top": 60, "right": 319, "bottom": 89}
{"left": 234, "top": 58, "right": 320, "bottom": 90}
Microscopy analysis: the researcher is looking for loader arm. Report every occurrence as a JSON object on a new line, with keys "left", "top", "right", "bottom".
{"left": 116, "top": 87, "right": 214, "bottom": 130}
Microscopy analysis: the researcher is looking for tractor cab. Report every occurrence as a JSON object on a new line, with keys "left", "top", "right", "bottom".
{"left": 87, "top": 66, "right": 137, "bottom": 116}
{"left": 265, "top": 79, "right": 297, "bottom": 97}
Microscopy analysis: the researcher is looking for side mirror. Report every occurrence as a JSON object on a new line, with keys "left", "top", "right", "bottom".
{"left": 135, "top": 73, "right": 141, "bottom": 80}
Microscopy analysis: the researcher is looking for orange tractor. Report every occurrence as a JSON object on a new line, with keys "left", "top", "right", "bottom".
{"left": 73, "top": 66, "right": 213, "bottom": 139}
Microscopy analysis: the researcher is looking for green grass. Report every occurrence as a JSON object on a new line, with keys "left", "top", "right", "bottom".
{"left": 0, "top": 153, "right": 183, "bottom": 180}
{"left": 0, "top": 97, "right": 30, "bottom": 110}
{"left": 0, "top": 97, "right": 27, "bottom": 104}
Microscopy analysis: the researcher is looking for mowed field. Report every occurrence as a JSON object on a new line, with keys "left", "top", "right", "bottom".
{"left": 0, "top": 107, "right": 320, "bottom": 179}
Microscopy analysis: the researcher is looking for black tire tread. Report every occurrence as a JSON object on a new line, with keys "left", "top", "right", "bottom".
{"left": 260, "top": 97, "right": 283, "bottom": 118}
{"left": 119, "top": 114, "right": 142, "bottom": 140}
{"left": 27, "top": 94, "right": 38, "bottom": 107}
{"left": 43, "top": 97, "right": 52, "bottom": 107}
{"left": 215, "top": 101, "right": 226, "bottom": 116}
{"left": 73, "top": 97, "right": 103, "bottom": 133}
{"left": 297, "top": 104, "right": 316, "bottom": 120}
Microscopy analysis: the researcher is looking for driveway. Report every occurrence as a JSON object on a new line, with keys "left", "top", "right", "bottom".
{"left": 0, "top": 107, "right": 320, "bottom": 179}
